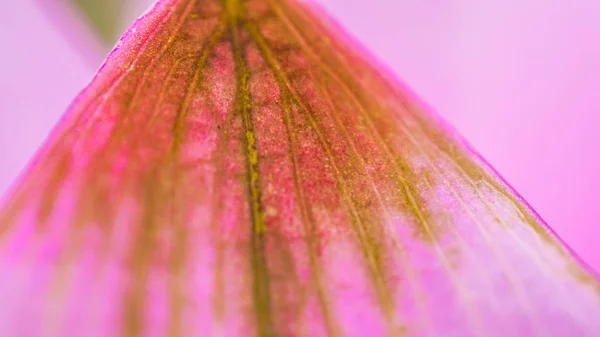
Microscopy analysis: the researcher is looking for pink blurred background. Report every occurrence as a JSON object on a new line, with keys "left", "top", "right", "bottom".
{"left": 0, "top": 0, "right": 598, "bottom": 270}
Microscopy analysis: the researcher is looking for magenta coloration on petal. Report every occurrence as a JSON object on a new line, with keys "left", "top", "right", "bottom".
{"left": 1, "top": 0, "right": 600, "bottom": 336}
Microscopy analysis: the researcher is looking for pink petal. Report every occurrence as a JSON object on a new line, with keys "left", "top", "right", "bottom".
{"left": 1, "top": 1, "right": 599, "bottom": 336}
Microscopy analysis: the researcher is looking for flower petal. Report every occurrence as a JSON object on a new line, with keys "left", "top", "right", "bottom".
{"left": 1, "top": 0, "right": 599, "bottom": 336}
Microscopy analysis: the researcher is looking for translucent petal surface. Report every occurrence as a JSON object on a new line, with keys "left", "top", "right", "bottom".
{"left": 1, "top": 0, "right": 599, "bottom": 336}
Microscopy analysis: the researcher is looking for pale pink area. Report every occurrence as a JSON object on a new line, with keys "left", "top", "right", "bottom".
{"left": 0, "top": 0, "right": 96, "bottom": 199}
{"left": 314, "top": 0, "right": 600, "bottom": 271}
{"left": 0, "top": 0, "right": 599, "bottom": 274}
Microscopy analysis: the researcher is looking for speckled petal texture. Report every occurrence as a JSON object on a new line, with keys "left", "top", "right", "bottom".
{"left": 1, "top": 1, "right": 599, "bottom": 336}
